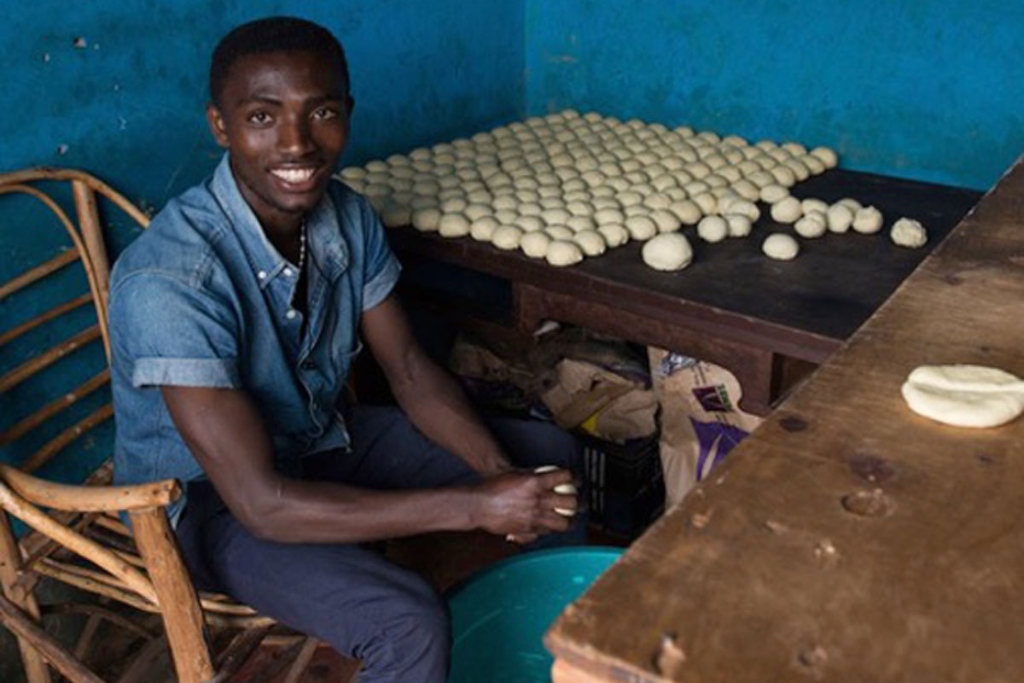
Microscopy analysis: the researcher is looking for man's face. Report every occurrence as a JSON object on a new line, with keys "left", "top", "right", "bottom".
{"left": 207, "top": 50, "right": 352, "bottom": 232}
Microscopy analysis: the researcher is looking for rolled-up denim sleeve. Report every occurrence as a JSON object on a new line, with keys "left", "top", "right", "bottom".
{"left": 359, "top": 199, "right": 401, "bottom": 311}
{"left": 109, "top": 272, "right": 241, "bottom": 389}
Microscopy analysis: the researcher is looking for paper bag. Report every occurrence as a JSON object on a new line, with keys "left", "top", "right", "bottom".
{"left": 648, "top": 348, "right": 763, "bottom": 508}
{"left": 541, "top": 358, "right": 658, "bottom": 443}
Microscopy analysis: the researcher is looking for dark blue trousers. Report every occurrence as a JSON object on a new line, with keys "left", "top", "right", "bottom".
{"left": 175, "top": 405, "right": 585, "bottom": 683}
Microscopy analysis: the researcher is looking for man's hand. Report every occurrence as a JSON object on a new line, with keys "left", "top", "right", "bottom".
{"left": 470, "top": 467, "right": 579, "bottom": 543}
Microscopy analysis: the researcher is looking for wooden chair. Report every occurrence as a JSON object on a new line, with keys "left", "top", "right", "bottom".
{"left": 0, "top": 168, "right": 331, "bottom": 683}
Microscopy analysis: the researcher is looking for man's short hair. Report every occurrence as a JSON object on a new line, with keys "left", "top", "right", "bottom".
{"left": 209, "top": 16, "right": 350, "bottom": 107}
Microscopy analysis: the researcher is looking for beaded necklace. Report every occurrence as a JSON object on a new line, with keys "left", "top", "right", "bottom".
{"left": 296, "top": 222, "right": 307, "bottom": 271}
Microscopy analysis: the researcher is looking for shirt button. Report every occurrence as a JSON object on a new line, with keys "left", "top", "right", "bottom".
{"left": 286, "top": 309, "right": 297, "bottom": 320}
{"left": 258, "top": 271, "right": 267, "bottom": 280}
{"left": 283, "top": 268, "right": 293, "bottom": 278}
{"left": 301, "top": 360, "right": 316, "bottom": 370}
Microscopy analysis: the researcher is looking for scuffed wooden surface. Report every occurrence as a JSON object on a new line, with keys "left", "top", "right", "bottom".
{"left": 546, "top": 158, "right": 1024, "bottom": 683}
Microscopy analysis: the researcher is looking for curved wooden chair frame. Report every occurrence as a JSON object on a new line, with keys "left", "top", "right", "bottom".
{"left": 0, "top": 168, "right": 324, "bottom": 683}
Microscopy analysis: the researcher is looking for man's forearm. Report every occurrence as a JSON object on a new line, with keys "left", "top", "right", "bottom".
{"left": 390, "top": 356, "right": 513, "bottom": 477}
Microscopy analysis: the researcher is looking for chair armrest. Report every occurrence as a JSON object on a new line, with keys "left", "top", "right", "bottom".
{"left": 0, "top": 464, "right": 180, "bottom": 513}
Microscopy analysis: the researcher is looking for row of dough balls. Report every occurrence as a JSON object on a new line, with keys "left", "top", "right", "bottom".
{"left": 338, "top": 110, "right": 841, "bottom": 266}
{"left": 338, "top": 110, "right": 924, "bottom": 268}
{"left": 644, "top": 215, "right": 928, "bottom": 272}
{"left": 689, "top": 189, "right": 929, "bottom": 266}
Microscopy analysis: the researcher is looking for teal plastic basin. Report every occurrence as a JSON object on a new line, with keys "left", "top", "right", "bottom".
{"left": 446, "top": 547, "right": 623, "bottom": 683}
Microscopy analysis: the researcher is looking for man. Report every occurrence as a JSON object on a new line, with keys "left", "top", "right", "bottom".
{"left": 109, "top": 16, "right": 582, "bottom": 683}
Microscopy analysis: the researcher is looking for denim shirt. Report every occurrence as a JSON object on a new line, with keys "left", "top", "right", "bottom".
{"left": 109, "top": 155, "right": 400, "bottom": 524}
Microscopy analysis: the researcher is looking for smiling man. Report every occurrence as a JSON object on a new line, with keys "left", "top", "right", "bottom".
{"left": 109, "top": 17, "right": 583, "bottom": 683}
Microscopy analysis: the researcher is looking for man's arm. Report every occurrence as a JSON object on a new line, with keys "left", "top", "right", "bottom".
{"left": 359, "top": 294, "right": 520, "bottom": 477}
{"left": 161, "top": 384, "right": 573, "bottom": 544}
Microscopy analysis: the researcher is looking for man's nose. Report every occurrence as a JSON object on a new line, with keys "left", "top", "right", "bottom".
{"left": 279, "top": 117, "right": 315, "bottom": 154}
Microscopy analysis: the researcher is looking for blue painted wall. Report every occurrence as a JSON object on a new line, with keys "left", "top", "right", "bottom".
{"left": 525, "top": 0, "right": 1024, "bottom": 190}
{"left": 2, "top": 0, "right": 525, "bottom": 252}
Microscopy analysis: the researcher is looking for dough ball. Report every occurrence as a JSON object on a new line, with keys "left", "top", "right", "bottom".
{"left": 340, "top": 166, "right": 367, "bottom": 181}
{"left": 541, "top": 208, "right": 572, "bottom": 226}
{"left": 470, "top": 216, "right": 500, "bottom": 242}
{"left": 794, "top": 212, "right": 828, "bottom": 239}
{"left": 691, "top": 192, "right": 718, "bottom": 215}
{"left": 598, "top": 223, "right": 630, "bottom": 247}
{"left": 800, "top": 198, "right": 829, "bottom": 215}
{"left": 697, "top": 215, "right": 728, "bottom": 243}
{"left": 492, "top": 195, "right": 518, "bottom": 211}
{"left": 891, "top": 217, "right": 928, "bottom": 248}
{"left": 650, "top": 209, "right": 682, "bottom": 233}
{"left": 669, "top": 200, "right": 703, "bottom": 225}
{"left": 837, "top": 197, "right": 863, "bottom": 213}
{"left": 567, "top": 215, "right": 597, "bottom": 232}
{"left": 731, "top": 179, "right": 761, "bottom": 202}
{"left": 762, "top": 233, "right": 800, "bottom": 260}
{"left": 800, "top": 154, "right": 827, "bottom": 176}
{"left": 769, "top": 165, "right": 798, "bottom": 187}
{"left": 742, "top": 169, "right": 772, "bottom": 188}
{"left": 545, "top": 225, "right": 575, "bottom": 241}
{"left": 363, "top": 183, "right": 392, "bottom": 199}
{"left": 516, "top": 215, "right": 545, "bottom": 233}
{"left": 411, "top": 207, "right": 442, "bottom": 232}
{"left": 545, "top": 240, "right": 585, "bottom": 267}
{"left": 901, "top": 364, "right": 1024, "bottom": 428}
{"left": 520, "top": 231, "right": 553, "bottom": 258}
{"left": 494, "top": 208, "right": 519, "bottom": 225}
{"left": 574, "top": 230, "right": 608, "bottom": 256}
{"left": 409, "top": 195, "right": 439, "bottom": 211}
{"left": 438, "top": 213, "right": 471, "bottom": 238}
{"left": 718, "top": 166, "right": 744, "bottom": 184}
{"left": 463, "top": 203, "right": 493, "bottom": 222}
{"left": 852, "top": 205, "right": 884, "bottom": 234}
{"left": 781, "top": 141, "right": 807, "bottom": 156}
{"left": 784, "top": 158, "right": 811, "bottom": 182}
{"left": 491, "top": 225, "right": 524, "bottom": 250}
{"left": 725, "top": 214, "right": 753, "bottom": 238}
{"left": 643, "top": 192, "right": 673, "bottom": 210}
{"left": 617, "top": 191, "right": 644, "bottom": 208}
{"left": 625, "top": 215, "right": 658, "bottom": 241}
{"left": 566, "top": 201, "right": 595, "bottom": 217}
{"left": 591, "top": 208, "right": 622, "bottom": 226}
{"left": 642, "top": 233, "right": 694, "bottom": 271}
{"left": 759, "top": 184, "right": 790, "bottom": 204}
{"left": 826, "top": 203, "right": 854, "bottom": 233}
{"left": 518, "top": 202, "right": 543, "bottom": 217}
{"left": 724, "top": 198, "right": 760, "bottom": 222}
{"left": 810, "top": 146, "right": 839, "bottom": 169}
{"left": 770, "top": 196, "right": 803, "bottom": 224}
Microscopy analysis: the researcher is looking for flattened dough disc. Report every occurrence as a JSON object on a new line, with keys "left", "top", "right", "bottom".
{"left": 901, "top": 364, "right": 1024, "bottom": 428}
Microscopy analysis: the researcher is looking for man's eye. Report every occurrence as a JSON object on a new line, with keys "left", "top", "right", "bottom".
{"left": 248, "top": 111, "right": 272, "bottom": 124}
{"left": 313, "top": 107, "right": 338, "bottom": 121}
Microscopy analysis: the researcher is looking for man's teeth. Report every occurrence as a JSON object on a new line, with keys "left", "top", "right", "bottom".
{"left": 273, "top": 168, "right": 315, "bottom": 183}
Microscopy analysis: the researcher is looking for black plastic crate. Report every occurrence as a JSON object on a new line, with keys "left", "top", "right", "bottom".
{"left": 580, "top": 433, "right": 664, "bottom": 539}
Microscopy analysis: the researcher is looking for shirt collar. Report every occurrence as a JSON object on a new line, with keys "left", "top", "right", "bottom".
{"left": 210, "top": 154, "right": 343, "bottom": 289}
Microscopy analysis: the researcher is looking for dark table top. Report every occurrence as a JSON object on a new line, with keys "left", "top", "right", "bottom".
{"left": 389, "top": 170, "right": 981, "bottom": 355}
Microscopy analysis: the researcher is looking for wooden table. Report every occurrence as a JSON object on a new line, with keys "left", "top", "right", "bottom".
{"left": 543, "top": 157, "right": 1024, "bottom": 683}
{"left": 391, "top": 170, "right": 980, "bottom": 414}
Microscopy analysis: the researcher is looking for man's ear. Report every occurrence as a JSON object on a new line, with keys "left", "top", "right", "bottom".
{"left": 206, "top": 103, "right": 230, "bottom": 148}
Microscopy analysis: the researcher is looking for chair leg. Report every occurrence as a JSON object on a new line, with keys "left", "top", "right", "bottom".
{"left": 129, "top": 508, "right": 215, "bottom": 683}
{"left": 281, "top": 637, "right": 320, "bottom": 683}
{"left": 0, "top": 511, "right": 53, "bottom": 683}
